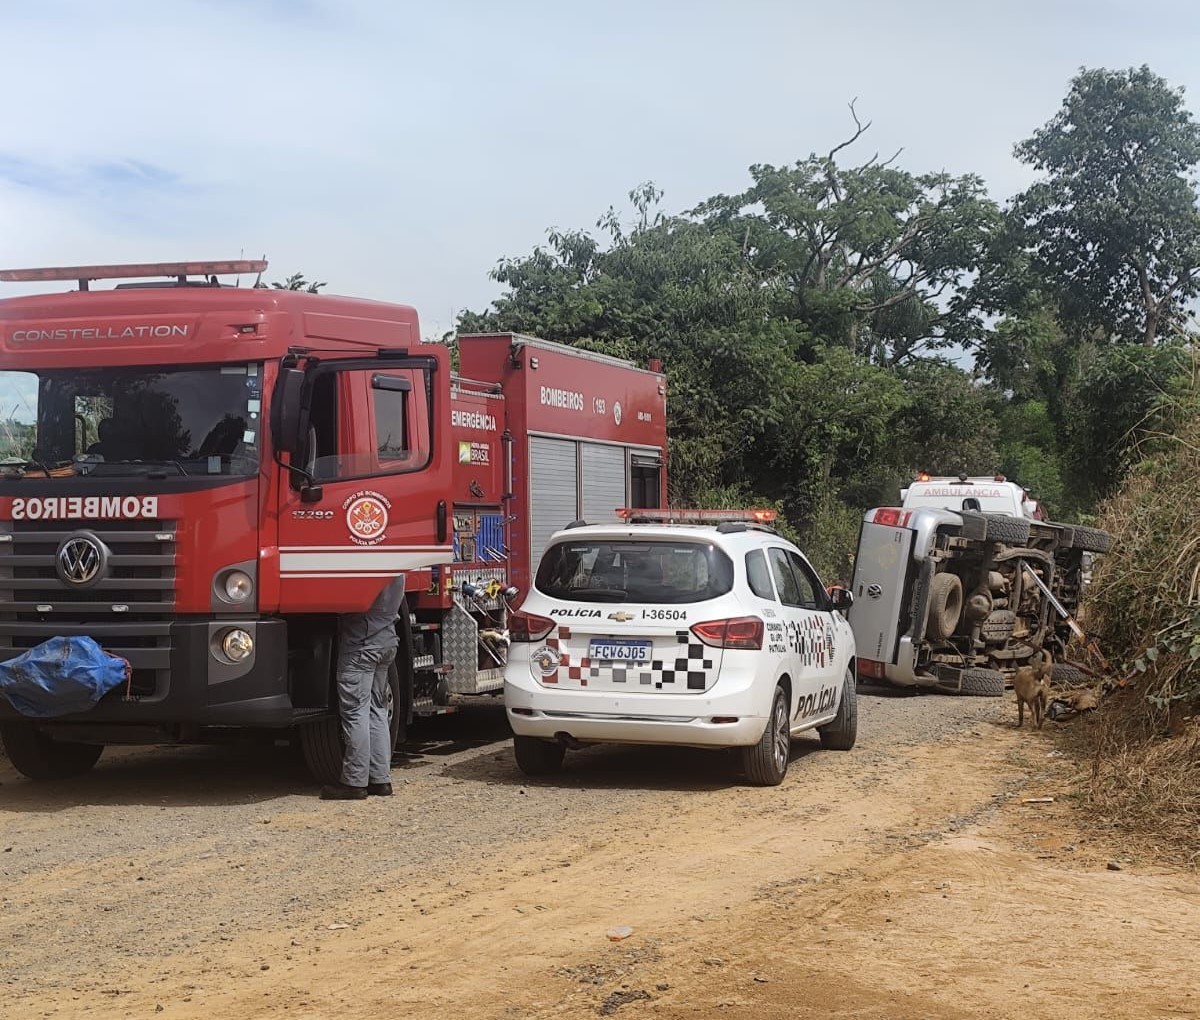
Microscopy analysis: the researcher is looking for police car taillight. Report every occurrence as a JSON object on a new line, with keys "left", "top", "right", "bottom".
{"left": 509, "top": 610, "right": 555, "bottom": 643}
{"left": 690, "top": 616, "right": 764, "bottom": 650}
{"left": 871, "top": 508, "right": 913, "bottom": 528}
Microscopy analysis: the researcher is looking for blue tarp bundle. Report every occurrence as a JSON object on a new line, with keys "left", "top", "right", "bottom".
{"left": 0, "top": 636, "right": 129, "bottom": 718}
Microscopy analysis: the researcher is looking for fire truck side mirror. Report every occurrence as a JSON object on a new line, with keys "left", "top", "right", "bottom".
{"left": 271, "top": 368, "right": 306, "bottom": 455}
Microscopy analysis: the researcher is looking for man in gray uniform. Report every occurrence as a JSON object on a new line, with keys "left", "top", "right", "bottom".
{"left": 320, "top": 575, "right": 406, "bottom": 800}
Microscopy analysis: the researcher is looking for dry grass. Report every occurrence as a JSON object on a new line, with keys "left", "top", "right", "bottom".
{"left": 1059, "top": 694, "right": 1200, "bottom": 865}
{"left": 1061, "top": 354, "right": 1200, "bottom": 863}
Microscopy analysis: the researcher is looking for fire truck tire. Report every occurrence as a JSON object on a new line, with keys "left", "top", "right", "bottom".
{"left": 1069, "top": 525, "right": 1112, "bottom": 554}
{"left": 298, "top": 662, "right": 404, "bottom": 786}
{"left": 513, "top": 736, "right": 565, "bottom": 776}
{"left": 982, "top": 513, "right": 1031, "bottom": 546}
{"left": 926, "top": 573, "right": 963, "bottom": 641}
{"left": 959, "top": 668, "right": 1006, "bottom": 697}
{"left": 0, "top": 722, "right": 103, "bottom": 781}
{"left": 818, "top": 666, "right": 858, "bottom": 751}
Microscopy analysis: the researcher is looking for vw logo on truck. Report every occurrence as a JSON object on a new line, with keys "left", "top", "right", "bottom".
{"left": 56, "top": 534, "right": 108, "bottom": 586}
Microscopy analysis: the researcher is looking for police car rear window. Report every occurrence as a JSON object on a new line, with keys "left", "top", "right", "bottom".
{"left": 536, "top": 540, "right": 734, "bottom": 604}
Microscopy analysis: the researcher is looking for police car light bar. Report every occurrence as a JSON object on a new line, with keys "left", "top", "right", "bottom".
{"left": 0, "top": 260, "right": 269, "bottom": 284}
{"left": 615, "top": 508, "right": 778, "bottom": 524}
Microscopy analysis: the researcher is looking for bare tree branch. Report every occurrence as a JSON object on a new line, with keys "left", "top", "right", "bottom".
{"left": 827, "top": 99, "right": 872, "bottom": 162}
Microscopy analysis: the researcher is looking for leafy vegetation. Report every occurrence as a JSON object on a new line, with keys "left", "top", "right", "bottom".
{"left": 461, "top": 68, "right": 1200, "bottom": 574}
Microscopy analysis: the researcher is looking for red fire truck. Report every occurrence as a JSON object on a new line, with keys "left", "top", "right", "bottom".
{"left": 0, "top": 260, "right": 667, "bottom": 782}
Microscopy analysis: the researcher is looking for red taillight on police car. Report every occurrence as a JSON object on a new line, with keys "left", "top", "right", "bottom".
{"left": 871, "top": 508, "right": 912, "bottom": 528}
{"left": 690, "top": 616, "right": 764, "bottom": 650}
{"left": 509, "top": 610, "right": 555, "bottom": 643}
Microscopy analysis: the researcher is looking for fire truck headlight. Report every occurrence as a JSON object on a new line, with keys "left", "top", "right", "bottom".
{"left": 222, "top": 570, "right": 254, "bottom": 603}
{"left": 221, "top": 629, "right": 255, "bottom": 662}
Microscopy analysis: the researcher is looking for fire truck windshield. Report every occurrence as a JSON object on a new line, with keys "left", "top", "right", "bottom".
{"left": 0, "top": 364, "right": 262, "bottom": 478}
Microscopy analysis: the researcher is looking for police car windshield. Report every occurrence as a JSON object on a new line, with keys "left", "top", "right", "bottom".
{"left": 0, "top": 364, "right": 262, "bottom": 478}
{"left": 536, "top": 539, "right": 734, "bottom": 604}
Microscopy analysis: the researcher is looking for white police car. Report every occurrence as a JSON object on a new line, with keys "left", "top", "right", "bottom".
{"left": 504, "top": 510, "right": 857, "bottom": 785}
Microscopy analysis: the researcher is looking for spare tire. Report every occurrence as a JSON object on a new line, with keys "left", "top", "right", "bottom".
{"left": 980, "top": 609, "right": 1017, "bottom": 642}
{"left": 927, "top": 573, "right": 964, "bottom": 641}
{"left": 1070, "top": 525, "right": 1112, "bottom": 554}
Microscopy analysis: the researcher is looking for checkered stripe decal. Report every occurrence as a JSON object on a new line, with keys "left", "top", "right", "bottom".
{"left": 787, "top": 615, "right": 835, "bottom": 670}
{"left": 544, "top": 629, "right": 715, "bottom": 691}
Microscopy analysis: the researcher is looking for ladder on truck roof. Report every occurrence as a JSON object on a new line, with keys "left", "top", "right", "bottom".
{"left": 0, "top": 260, "right": 269, "bottom": 291}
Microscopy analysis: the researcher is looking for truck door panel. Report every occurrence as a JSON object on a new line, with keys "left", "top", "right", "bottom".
{"left": 275, "top": 359, "right": 451, "bottom": 614}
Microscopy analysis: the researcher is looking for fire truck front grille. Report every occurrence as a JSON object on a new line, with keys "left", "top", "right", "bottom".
{"left": 0, "top": 520, "right": 177, "bottom": 695}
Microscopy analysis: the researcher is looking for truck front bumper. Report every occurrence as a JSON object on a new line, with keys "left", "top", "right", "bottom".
{"left": 0, "top": 618, "right": 292, "bottom": 729}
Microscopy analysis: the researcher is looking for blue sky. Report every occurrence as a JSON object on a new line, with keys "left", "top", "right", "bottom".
{"left": 1, "top": 0, "right": 1199, "bottom": 338}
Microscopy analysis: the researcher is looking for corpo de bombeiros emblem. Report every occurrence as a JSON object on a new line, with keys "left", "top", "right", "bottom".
{"left": 343, "top": 490, "right": 392, "bottom": 546}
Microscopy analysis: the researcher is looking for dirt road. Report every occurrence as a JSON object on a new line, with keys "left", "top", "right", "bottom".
{"left": 2, "top": 689, "right": 1197, "bottom": 1019}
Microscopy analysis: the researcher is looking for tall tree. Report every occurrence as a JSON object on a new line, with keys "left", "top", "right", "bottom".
{"left": 694, "top": 109, "right": 1001, "bottom": 366}
{"left": 1014, "top": 66, "right": 1200, "bottom": 346}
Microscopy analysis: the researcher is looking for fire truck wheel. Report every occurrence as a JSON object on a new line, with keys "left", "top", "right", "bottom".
{"left": 926, "top": 573, "right": 964, "bottom": 641}
{"left": 513, "top": 736, "right": 565, "bottom": 776}
{"left": 298, "top": 662, "right": 404, "bottom": 786}
{"left": 0, "top": 722, "right": 104, "bottom": 781}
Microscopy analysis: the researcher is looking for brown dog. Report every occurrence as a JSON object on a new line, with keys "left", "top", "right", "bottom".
{"left": 1013, "top": 651, "right": 1052, "bottom": 729}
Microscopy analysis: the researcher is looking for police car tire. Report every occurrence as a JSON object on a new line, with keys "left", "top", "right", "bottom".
{"left": 299, "top": 662, "right": 403, "bottom": 786}
{"left": 1051, "top": 663, "right": 1089, "bottom": 687}
{"left": 927, "top": 573, "right": 963, "bottom": 642}
{"left": 513, "top": 735, "right": 565, "bottom": 776}
{"left": 742, "top": 685, "right": 791, "bottom": 787}
{"left": 0, "top": 722, "right": 103, "bottom": 781}
{"left": 818, "top": 666, "right": 858, "bottom": 751}
{"left": 1069, "top": 525, "right": 1112, "bottom": 554}
{"left": 982, "top": 514, "right": 1031, "bottom": 546}
{"left": 959, "top": 668, "right": 1006, "bottom": 698}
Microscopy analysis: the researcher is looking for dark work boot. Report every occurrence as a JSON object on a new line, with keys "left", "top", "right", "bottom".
{"left": 366, "top": 782, "right": 393, "bottom": 797}
{"left": 320, "top": 783, "right": 368, "bottom": 800}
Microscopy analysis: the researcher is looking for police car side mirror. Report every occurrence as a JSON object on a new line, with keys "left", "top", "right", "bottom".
{"left": 830, "top": 587, "right": 854, "bottom": 612}
{"left": 271, "top": 368, "right": 306, "bottom": 455}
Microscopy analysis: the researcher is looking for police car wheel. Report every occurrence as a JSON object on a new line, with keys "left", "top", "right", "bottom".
{"left": 0, "top": 722, "right": 104, "bottom": 781}
{"left": 513, "top": 736, "right": 565, "bottom": 776}
{"left": 818, "top": 666, "right": 858, "bottom": 751}
{"left": 742, "top": 685, "right": 790, "bottom": 787}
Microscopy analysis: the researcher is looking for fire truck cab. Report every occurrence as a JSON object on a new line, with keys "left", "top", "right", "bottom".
{"left": 0, "top": 261, "right": 667, "bottom": 783}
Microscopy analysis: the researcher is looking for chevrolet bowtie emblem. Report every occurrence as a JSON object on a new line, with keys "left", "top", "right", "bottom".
{"left": 608, "top": 611, "right": 635, "bottom": 622}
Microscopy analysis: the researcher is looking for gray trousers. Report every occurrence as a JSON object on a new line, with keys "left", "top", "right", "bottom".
{"left": 337, "top": 644, "right": 397, "bottom": 787}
